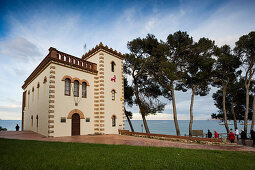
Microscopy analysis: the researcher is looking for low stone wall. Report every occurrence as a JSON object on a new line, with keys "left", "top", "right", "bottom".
{"left": 119, "top": 130, "right": 225, "bottom": 145}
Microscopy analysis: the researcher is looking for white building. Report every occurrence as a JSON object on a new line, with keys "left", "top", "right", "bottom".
{"left": 22, "top": 43, "right": 125, "bottom": 137}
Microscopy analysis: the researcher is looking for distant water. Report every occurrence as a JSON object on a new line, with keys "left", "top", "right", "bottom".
{"left": 125, "top": 120, "right": 252, "bottom": 136}
{"left": 0, "top": 120, "right": 21, "bottom": 131}
{"left": 0, "top": 120, "right": 251, "bottom": 136}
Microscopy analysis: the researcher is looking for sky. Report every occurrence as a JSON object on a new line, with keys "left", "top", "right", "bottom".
{"left": 0, "top": 0, "right": 254, "bottom": 120}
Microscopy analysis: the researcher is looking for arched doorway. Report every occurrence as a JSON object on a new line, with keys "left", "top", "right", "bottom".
{"left": 72, "top": 113, "right": 80, "bottom": 136}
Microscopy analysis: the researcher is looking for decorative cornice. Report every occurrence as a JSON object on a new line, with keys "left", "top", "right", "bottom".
{"left": 82, "top": 42, "right": 123, "bottom": 60}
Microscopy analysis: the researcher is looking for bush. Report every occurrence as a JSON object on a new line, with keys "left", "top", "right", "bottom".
{"left": 0, "top": 126, "right": 7, "bottom": 131}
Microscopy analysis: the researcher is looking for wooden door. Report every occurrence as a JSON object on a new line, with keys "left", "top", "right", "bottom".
{"left": 72, "top": 113, "right": 80, "bottom": 136}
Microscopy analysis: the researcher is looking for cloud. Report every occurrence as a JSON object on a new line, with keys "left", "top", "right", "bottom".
{"left": 0, "top": 102, "right": 21, "bottom": 120}
{"left": 0, "top": 37, "right": 41, "bottom": 60}
{"left": 0, "top": 111, "right": 21, "bottom": 120}
{"left": 190, "top": 0, "right": 255, "bottom": 47}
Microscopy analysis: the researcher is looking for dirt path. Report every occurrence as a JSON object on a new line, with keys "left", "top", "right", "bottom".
{"left": 1, "top": 131, "right": 254, "bottom": 152}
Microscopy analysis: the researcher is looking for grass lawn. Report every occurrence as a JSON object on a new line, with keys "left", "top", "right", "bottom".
{"left": 0, "top": 138, "right": 254, "bottom": 170}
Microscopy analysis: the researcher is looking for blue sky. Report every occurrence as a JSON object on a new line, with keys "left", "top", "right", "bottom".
{"left": 0, "top": 0, "right": 254, "bottom": 120}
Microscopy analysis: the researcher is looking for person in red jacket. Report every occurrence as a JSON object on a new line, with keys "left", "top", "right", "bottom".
{"left": 214, "top": 130, "right": 219, "bottom": 138}
{"left": 229, "top": 129, "right": 235, "bottom": 143}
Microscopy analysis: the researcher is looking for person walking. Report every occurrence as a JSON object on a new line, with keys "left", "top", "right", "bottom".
{"left": 250, "top": 129, "right": 255, "bottom": 146}
{"left": 15, "top": 124, "right": 20, "bottom": 131}
{"left": 235, "top": 128, "right": 239, "bottom": 142}
{"left": 229, "top": 129, "right": 235, "bottom": 143}
{"left": 214, "top": 130, "right": 219, "bottom": 139}
{"left": 240, "top": 129, "right": 246, "bottom": 145}
{"left": 207, "top": 130, "right": 212, "bottom": 138}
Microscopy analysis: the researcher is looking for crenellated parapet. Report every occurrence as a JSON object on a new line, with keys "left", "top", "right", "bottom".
{"left": 82, "top": 42, "right": 123, "bottom": 60}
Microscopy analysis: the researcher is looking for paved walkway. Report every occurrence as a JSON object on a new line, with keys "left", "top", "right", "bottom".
{"left": 1, "top": 131, "right": 255, "bottom": 152}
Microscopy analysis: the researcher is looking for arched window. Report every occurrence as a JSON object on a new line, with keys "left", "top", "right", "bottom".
{"left": 65, "top": 78, "right": 71, "bottom": 96}
{"left": 74, "top": 80, "right": 79, "bottom": 97}
{"left": 112, "top": 115, "right": 116, "bottom": 127}
{"left": 43, "top": 76, "right": 47, "bottom": 84}
{"left": 111, "top": 90, "right": 116, "bottom": 101}
{"left": 37, "top": 83, "right": 40, "bottom": 100}
{"left": 31, "top": 115, "right": 33, "bottom": 127}
{"left": 32, "top": 87, "right": 34, "bottom": 102}
{"left": 111, "top": 61, "right": 115, "bottom": 72}
{"left": 28, "top": 91, "right": 30, "bottom": 108}
{"left": 36, "top": 115, "right": 39, "bottom": 127}
{"left": 82, "top": 82, "right": 87, "bottom": 98}
{"left": 43, "top": 77, "right": 47, "bottom": 96}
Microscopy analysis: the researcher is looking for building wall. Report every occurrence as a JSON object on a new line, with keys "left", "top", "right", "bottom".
{"left": 23, "top": 49, "right": 124, "bottom": 137}
{"left": 87, "top": 51, "right": 124, "bottom": 134}
{"left": 103, "top": 52, "right": 124, "bottom": 134}
{"left": 52, "top": 63, "right": 96, "bottom": 137}
{"left": 23, "top": 65, "right": 50, "bottom": 136}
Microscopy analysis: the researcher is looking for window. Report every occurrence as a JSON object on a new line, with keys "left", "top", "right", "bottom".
{"left": 74, "top": 80, "right": 79, "bottom": 97}
{"left": 31, "top": 115, "right": 33, "bottom": 127}
{"left": 61, "top": 117, "right": 66, "bottom": 123}
{"left": 111, "top": 90, "right": 116, "bottom": 101}
{"left": 28, "top": 91, "right": 30, "bottom": 109}
{"left": 43, "top": 76, "right": 47, "bottom": 96}
{"left": 112, "top": 115, "right": 116, "bottom": 127}
{"left": 82, "top": 82, "right": 87, "bottom": 98}
{"left": 37, "top": 83, "right": 40, "bottom": 100}
{"left": 65, "top": 78, "right": 71, "bottom": 96}
{"left": 32, "top": 87, "right": 34, "bottom": 102}
{"left": 111, "top": 61, "right": 115, "bottom": 72}
{"left": 36, "top": 115, "right": 38, "bottom": 127}
{"left": 86, "top": 117, "right": 90, "bottom": 122}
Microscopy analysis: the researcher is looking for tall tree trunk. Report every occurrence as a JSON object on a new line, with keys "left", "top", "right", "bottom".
{"left": 134, "top": 78, "right": 150, "bottom": 133}
{"left": 244, "top": 85, "right": 249, "bottom": 133}
{"left": 189, "top": 86, "right": 195, "bottom": 137}
{"left": 231, "top": 102, "right": 238, "bottom": 130}
{"left": 125, "top": 109, "right": 134, "bottom": 132}
{"left": 170, "top": 81, "right": 180, "bottom": 136}
{"left": 222, "top": 84, "right": 230, "bottom": 134}
{"left": 142, "top": 114, "right": 150, "bottom": 134}
{"left": 251, "top": 93, "right": 255, "bottom": 131}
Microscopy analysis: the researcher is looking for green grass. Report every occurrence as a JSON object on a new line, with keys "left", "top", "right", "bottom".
{"left": 0, "top": 138, "right": 254, "bottom": 170}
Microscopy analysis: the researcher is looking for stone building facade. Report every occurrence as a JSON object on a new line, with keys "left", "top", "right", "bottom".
{"left": 22, "top": 43, "right": 125, "bottom": 137}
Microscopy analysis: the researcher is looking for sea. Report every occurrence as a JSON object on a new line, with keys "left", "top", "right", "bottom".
{"left": 0, "top": 119, "right": 252, "bottom": 136}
